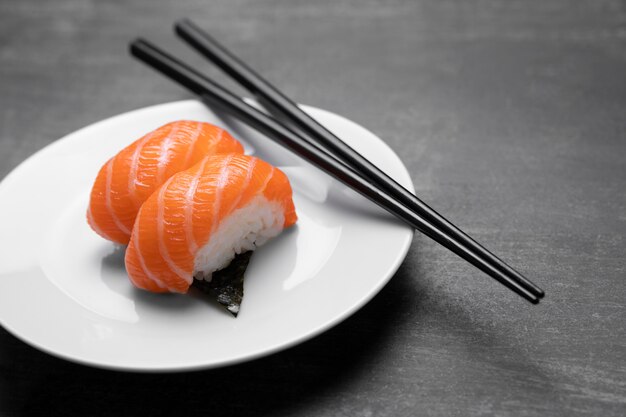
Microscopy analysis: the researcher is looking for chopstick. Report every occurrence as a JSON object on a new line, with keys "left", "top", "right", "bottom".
{"left": 129, "top": 38, "right": 542, "bottom": 304}
{"left": 174, "top": 19, "right": 545, "bottom": 301}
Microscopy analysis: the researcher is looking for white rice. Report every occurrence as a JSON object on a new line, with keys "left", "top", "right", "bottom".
{"left": 193, "top": 195, "right": 285, "bottom": 281}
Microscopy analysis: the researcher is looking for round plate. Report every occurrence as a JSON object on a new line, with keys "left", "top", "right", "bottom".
{"left": 0, "top": 100, "right": 413, "bottom": 371}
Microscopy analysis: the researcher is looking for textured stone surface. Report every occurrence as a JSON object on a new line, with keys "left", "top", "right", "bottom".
{"left": 1, "top": 1, "right": 625, "bottom": 416}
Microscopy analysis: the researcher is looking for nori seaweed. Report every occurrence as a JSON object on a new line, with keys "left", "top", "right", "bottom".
{"left": 191, "top": 251, "right": 253, "bottom": 317}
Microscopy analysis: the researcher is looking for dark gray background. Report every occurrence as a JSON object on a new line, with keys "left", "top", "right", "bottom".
{"left": 1, "top": 1, "right": 625, "bottom": 416}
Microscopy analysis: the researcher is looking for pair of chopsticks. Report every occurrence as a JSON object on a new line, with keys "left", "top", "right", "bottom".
{"left": 130, "top": 19, "right": 545, "bottom": 304}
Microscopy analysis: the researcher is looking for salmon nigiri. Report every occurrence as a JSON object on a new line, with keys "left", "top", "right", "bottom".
{"left": 125, "top": 154, "right": 297, "bottom": 312}
{"left": 87, "top": 120, "right": 244, "bottom": 244}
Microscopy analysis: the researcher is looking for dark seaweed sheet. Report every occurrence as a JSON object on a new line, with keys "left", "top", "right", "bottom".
{"left": 191, "top": 251, "right": 253, "bottom": 317}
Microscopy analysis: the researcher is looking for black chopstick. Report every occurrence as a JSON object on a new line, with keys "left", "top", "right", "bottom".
{"left": 174, "top": 18, "right": 544, "bottom": 300}
{"left": 129, "top": 38, "right": 541, "bottom": 304}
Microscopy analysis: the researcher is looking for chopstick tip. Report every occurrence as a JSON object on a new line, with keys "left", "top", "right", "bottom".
{"left": 128, "top": 39, "right": 141, "bottom": 57}
{"left": 129, "top": 37, "right": 147, "bottom": 50}
{"left": 174, "top": 17, "right": 193, "bottom": 32}
{"left": 129, "top": 38, "right": 157, "bottom": 59}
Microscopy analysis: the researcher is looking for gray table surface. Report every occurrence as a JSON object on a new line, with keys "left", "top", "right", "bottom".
{"left": 1, "top": 1, "right": 625, "bottom": 416}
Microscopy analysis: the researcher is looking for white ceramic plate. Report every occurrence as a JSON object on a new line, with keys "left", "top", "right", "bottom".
{"left": 0, "top": 100, "right": 413, "bottom": 372}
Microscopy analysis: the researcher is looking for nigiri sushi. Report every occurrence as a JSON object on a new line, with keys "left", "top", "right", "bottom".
{"left": 125, "top": 153, "right": 297, "bottom": 314}
{"left": 87, "top": 120, "right": 244, "bottom": 244}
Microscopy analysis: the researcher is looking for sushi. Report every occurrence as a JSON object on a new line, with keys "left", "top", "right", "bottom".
{"left": 124, "top": 153, "right": 297, "bottom": 314}
{"left": 87, "top": 120, "right": 244, "bottom": 244}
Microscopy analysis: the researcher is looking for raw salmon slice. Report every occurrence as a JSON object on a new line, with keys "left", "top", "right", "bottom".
{"left": 125, "top": 153, "right": 297, "bottom": 294}
{"left": 87, "top": 120, "right": 244, "bottom": 244}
